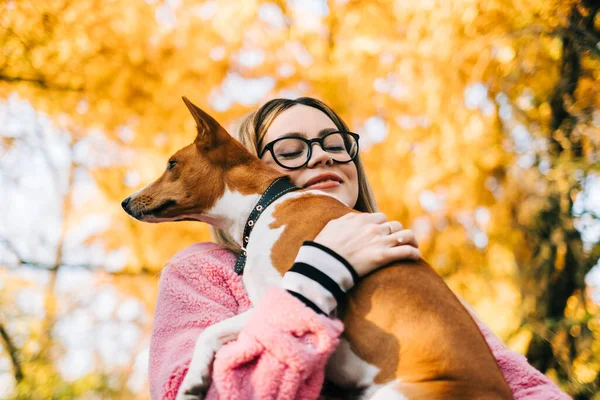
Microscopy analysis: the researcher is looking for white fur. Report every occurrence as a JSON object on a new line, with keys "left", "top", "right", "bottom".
{"left": 237, "top": 189, "right": 344, "bottom": 303}
{"left": 175, "top": 187, "right": 260, "bottom": 233}
{"left": 241, "top": 193, "right": 288, "bottom": 301}
{"left": 233, "top": 190, "right": 390, "bottom": 397}
{"left": 204, "top": 187, "right": 261, "bottom": 240}
{"left": 130, "top": 185, "right": 260, "bottom": 232}
{"left": 177, "top": 187, "right": 400, "bottom": 399}
{"left": 368, "top": 380, "right": 407, "bottom": 400}
{"left": 326, "top": 338, "right": 381, "bottom": 389}
{"left": 128, "top": 185, "right": 146, "bottom": 199}
{"left": 176, "top": 311, "right": 253, "bottom": 400}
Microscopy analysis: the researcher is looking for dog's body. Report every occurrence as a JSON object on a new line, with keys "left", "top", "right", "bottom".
{"left": 123, "top": 98, "right": 512, "bottom": 400}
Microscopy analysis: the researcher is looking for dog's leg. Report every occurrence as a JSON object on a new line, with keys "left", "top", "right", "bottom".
{"left": 326, "top": 338, "right": 380, "bottom": 389}
{"left": 365, "top": 380, "right": 408, "bottom": 400}
{"left": 176, "top": 310, "right": 253, "bottom": 400}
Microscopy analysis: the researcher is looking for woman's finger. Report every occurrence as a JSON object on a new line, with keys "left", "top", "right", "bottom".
{"left": 362, "top": 212, "right": 388, "bottom": 224}
{"left": 394, "top": 229, "right": 418, "bottom": 248}
{"left": 383, "top": 245, "right": 421, "bottom": 262}
{"left": 380, "top": 220, "right": 403, "bottom": 235}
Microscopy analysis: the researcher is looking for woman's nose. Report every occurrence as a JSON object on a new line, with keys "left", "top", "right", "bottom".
{"left": 307, "top": 143, "right": 333, "bottom": 167}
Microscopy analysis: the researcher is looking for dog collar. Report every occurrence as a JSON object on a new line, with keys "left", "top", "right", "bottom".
{"left": 235, "top": 176, "right": 300, "bottom": 275}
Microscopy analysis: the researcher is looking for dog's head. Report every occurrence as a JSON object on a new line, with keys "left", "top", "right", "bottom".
{"left": 121, "top": 97, "right": 283, "bottom": 225}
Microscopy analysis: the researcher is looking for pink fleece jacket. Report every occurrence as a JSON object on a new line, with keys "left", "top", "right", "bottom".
{"left": 149, "top": 242, "right": 570, "bottom": 400}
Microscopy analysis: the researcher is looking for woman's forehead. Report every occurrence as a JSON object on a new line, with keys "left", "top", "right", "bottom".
{"left": 264, "top": 105, "right": 337, "bottom": 142}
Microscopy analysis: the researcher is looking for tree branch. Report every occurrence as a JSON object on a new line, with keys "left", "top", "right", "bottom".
{"left": 507, "top": 27, "right": 600, "bottom": 58}
{"left": 1, "top": 259, "right": 160, "bottom": 277}
{"left": 0, "top": 74, "right": 83, "bottom": 92}
{"left": 1, "top": 237, "right": 159, "bottom": 276}
{"left": 0, "top": 322, "right": 24, "bottom": 383}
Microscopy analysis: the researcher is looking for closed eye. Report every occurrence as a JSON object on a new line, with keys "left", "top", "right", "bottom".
{"left": 278, "top": 151, "right": 304, "bottom": 159}
{"left": 167, "top": 160, "right": 177, "bottom": 171}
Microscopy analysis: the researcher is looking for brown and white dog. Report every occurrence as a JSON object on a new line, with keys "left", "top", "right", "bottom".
{"left": 122, "top": 98, "right": 512, "bottom": 400}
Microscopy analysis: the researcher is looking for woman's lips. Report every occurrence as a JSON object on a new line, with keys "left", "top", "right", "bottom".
{"left": 305, "top": 180, "right": 341, "bottom": 190}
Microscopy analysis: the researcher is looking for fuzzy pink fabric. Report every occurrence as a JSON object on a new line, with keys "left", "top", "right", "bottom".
{"left": 149, "top": 242, "right": 570, "bottom": 400}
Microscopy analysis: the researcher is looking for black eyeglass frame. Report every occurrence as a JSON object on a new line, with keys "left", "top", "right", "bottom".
{"left": 258, "top": 131, "right": 360, "bottom": 171}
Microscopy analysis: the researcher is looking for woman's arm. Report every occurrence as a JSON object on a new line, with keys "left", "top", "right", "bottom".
{"left": 209, "top": 287, "right": 343, "bottom": 400}
{"left": 151, "top": 213, "right": 419, "bottom": 399}
{"left": 149, "top": 243, "right": 241, "bottom": 399}
{"left": 209, "top": 240, "right": 360, "bottom": 399}
{"left": 149, "top": 242, "right": 344, "bottom": 400}
{"left": 207, "top": 214, "right": 420, "bottom": 399}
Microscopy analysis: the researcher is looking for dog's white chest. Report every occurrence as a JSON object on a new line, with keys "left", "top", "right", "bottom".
{"left": 241, "top": 204, "right": 286, "bottom": 303}
{"left": 239, "top": 190, "right": 327, "bottom": 303}
{"left": 233, "top": 191, "right": 402, "bottom": 399}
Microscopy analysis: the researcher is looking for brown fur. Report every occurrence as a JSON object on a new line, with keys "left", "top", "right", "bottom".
{"left": 270, "top": 195, "right": 512, "bottom": 398}
{"left": 125, "top": 98, "right": 513, "bottom": 399}
{"left": 125, "top": 98, "right": 282, "bottom": 223}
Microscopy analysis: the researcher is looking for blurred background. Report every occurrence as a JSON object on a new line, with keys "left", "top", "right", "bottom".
{"left": 0, "top": 0, "right": 599, "bottom": 398}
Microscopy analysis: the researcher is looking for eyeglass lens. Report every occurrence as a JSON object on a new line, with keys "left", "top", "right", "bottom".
{"left": 272, "top": 132, "right": 358, "bottom": 168}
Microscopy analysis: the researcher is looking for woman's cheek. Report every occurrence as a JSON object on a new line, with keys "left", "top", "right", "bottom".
{"left": 286, "top": 171, "right": 303, "bottom": 187}
{"left": 345, "top": 164, "right": 359, "bottom": 186}
{"left": 347, "top": 165, "right": 360, "bottom": 204}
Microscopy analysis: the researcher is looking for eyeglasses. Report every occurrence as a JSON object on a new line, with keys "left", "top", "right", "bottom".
{"left": 258, "top": 131, "right": 360, "bottom": 170}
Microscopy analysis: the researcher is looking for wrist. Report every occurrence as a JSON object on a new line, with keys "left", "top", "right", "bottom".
{"left": 282, "top": 241, "right": 358, "bottom": 315}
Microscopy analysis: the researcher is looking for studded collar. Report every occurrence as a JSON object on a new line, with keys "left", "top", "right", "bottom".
{"left": 234, "top": 176, "right": 300, "bottom": 274}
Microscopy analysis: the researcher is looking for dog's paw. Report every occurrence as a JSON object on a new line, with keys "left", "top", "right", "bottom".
{"left": 176, "top": 380, "right": 210, "bottom": 400}
{"left": 176, "top": 340, "right": 218, "bottom": 400}
{"left": 176, "top": 373, "right": 210, "bottom": 400}
{"left": 175, "top": 313, "right": 248, "bottom": 400}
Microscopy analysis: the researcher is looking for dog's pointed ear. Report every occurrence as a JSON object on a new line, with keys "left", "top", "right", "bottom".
{"left": 182, "top": 96, "right": 224, "bottom": 149}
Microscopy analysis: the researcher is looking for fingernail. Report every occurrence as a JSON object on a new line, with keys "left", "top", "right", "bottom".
{"left": 397, "top": 235, "right": 403, "bottom": 244}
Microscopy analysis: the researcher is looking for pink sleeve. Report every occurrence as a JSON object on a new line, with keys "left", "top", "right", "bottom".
{"left": 209, "top": 287, "right": 343, "bottom": 400}
{"left": 148, "top": 243, "right": 343, "bottom": 400}
{"left": 470, "top": 314, "right": 571, "bottom": 399}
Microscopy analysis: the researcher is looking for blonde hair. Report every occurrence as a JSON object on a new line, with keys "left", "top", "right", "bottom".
{"left": 211, "top": 97, "right": 379, "bottom": 255}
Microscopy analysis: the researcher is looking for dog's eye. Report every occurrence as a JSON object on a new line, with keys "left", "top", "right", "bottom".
{"left": 167, "top": 160, "right": 177, "bottom": 171}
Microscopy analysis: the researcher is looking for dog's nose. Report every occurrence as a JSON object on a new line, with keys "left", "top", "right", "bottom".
{"left": 121, "top": 197, "right": 131, "bottom": 210}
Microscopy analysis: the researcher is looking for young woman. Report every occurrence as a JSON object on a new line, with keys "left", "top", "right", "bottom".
{"left": 149, "top": 98, "right": 568, "bottom": 399}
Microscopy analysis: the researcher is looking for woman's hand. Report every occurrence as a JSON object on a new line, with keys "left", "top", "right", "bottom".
{"left": 283, "top": 212, "right": 420, "bottom": 315}
{"left": 312, "top": 212, "right": 420, "bottom": 277}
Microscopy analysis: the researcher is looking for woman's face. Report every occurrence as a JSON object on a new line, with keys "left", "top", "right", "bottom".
{"left": 260, "top": 105, "right": 359, "bottom": 208}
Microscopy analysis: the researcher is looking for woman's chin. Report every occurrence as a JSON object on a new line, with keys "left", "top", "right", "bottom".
{"left": 309, "top": 187, "right": 351, "bottom": 206}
